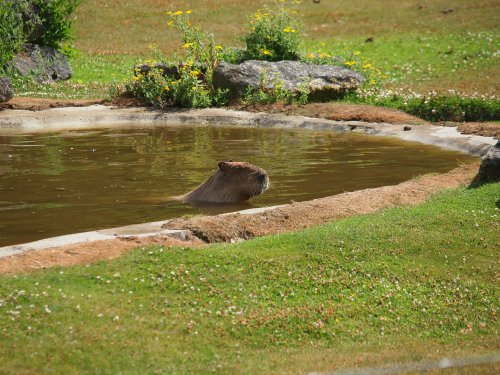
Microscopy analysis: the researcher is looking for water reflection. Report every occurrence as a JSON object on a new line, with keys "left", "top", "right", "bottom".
{"left": 0, "top": 125, "right": 476, "bottom": 246}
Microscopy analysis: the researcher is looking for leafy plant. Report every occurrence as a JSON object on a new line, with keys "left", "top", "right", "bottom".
{"left": 0, "top": 1, "right": 27, "bottom": 70}
{"left": 347, "top": 88, "right": 500, "bottom": 122}
{"left": 242, "top": 70, "right": 300, "bottom": 105}
{"left": 30, "top": 0, "right": 81, "bottom": 51}
{"left": 244, "top": 0, "right": 302, "bottom": 61}
{"left": 128, "top": 11, "right": 230, "bottom": 108}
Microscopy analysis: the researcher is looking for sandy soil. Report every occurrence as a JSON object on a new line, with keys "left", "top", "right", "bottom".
{"left": 457, "top": 122, "right": 500, "bottom": 139}
{"left": 233, "top": 102, "right": 429, "bottom": 125}
{"left": 0, "top": 235, "right": 204, "bottom": 275}
{"left": 0, "top": 162, "right": 480, "bottom": 275}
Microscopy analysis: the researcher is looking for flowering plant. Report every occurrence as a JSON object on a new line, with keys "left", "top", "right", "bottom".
{"left": 244, "top": 0, "right": 302, "bottom": 61}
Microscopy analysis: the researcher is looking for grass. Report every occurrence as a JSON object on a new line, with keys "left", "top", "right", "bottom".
{"left": 1, "top": 183, "right": 499, "bottom": 373}
{"left": 10, "top": 0, "right": 500, "bottom": 102}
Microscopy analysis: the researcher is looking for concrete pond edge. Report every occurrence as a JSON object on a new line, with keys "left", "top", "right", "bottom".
{"left": 0, "top": 105, "right": 496, "bottom": 258}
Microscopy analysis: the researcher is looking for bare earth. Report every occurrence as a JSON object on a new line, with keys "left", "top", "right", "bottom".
{"left": 0, "top": 162, "right": 480, "bottom": 275}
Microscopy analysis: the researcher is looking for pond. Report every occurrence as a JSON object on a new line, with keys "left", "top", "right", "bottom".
{"left": 0, "top": 125, "right": 476, "bottom": 246}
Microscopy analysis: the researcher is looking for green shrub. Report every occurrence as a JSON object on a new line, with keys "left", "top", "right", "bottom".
{"left": 0, "top": 0, "right": 80, "bottom": 72}
{"left": 0, "top": 1, "right": 27, "bottom": 70}
{"left": 127, "top": 61, "right": 229, "bottom": 109}
{"left": 243, "top": 1, "right": 302, "bottom": 61}
{"left": 347, "top": 89, "right": 500, "bottom": 122}
{"left": 30, "top": 0, "right": 81, "bottom": 50}
{"left": 128, "top": 11, "right": 230, "bottom": 108}
{"left": 402, "top": 96, "right": 500, "bottom": 122}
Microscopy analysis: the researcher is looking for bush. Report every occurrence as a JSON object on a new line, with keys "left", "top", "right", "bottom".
{"left": 0, "top": 1, "right": 27, "bottom": 70}
{"left": 402, "top": 96, "right": 500, "bottom": 122}
{"left": 0, "top": 0, "right": 80, "bottom": 71}
{"left": 30, "top": 0, "right": 81, "bottom": 50}
{"left": 243, "top": 1, "right": 302, "bottom": 61}
{"left": 128, "top": 11, "right": 230, "bottom": 108}
{"left": 348, "top": 89, "right": 500, "bottom": 122}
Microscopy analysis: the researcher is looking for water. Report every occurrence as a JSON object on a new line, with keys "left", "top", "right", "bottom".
{"left": 0, "top": 125, "right": 476, "bottom": 246}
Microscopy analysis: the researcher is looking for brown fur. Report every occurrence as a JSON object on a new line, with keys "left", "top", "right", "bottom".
{"left": 180, "top": 161, "right": 269, "bottom": 203}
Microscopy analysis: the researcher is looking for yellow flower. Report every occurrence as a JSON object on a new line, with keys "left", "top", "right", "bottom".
{"left": 354, "top": 51, "right": 361, "bottom": 56}
{"left": 172, "top": 10, "right": 183, "bottom": 16}
{"left": 186, "top": 10, "right": 192, "bottom": 14}
{"left": 362, "top": 63, "right": 372, "bottom": 69}
{"left": 344, "top": 61, "right": 356, "bottom": 67}
{"left": 215, "top": 45, "right": 223, "bottom": 50}
{"left": 190, "top": 70, "right": 200, "bottom": 77}
{"left": 308, "top": 53, "right": 315, "bottom": 59}
{"left": 283, "top": 27, "right": 296, "bottom": 33}
{"left": 182, "top": 42, "right": 194, "bottom": 49}
{"left": 260, "top": 48, "right": 272, "bottom": 56}
{"left": 370, "top": 79, "right": 377, "bottom": 85}
{"left": 163, "top": 85, "right": 171, "bottom": 91}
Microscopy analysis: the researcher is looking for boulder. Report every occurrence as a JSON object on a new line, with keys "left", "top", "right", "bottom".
{"left": 471, "top": 141, "right": 500, "bottom": 186}
{"left": 0, "top": 77, "right": 14, "bottom": 103}
{"left": 133, "top": 62, "right": 206, "bottom": 79}
{"left": 12, "top": 44, "right": 72, "bottom": 83}
{"left": 213, "top": 60, "right": 364, "bottom": 100}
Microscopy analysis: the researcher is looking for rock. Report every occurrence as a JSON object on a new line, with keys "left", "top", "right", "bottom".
{"left": 213, "top": 60, "right": 364, "bottom": 100}
{"left": 134, "top": 62, "right": 178, "bottom": 78}
{"left": 471, "top": 141, "right": 500, "bottom": 186}
{"left": 133, "top": 62, "right": 206, "bottom": 79}
{"left": 12, "top": 44, "right": 72, "bottom": 83}
{"left": 0, "top": 77, "right": 14, "bottom": 103}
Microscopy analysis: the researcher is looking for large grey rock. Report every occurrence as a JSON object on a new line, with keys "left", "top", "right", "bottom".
{"left": 213, "top": 60, "right": 364, "bottom": 100}
{"left": 472, "top": 141, "right": 500, "bottom": 186}
{"left": 12, "top": 44, "right": 72, "bottom": 83}
{"left": 0, "top": 77, "right": 14, "bottom": 103}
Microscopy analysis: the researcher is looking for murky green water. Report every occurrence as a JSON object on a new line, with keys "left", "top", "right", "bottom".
{"left": 0, "top": 125, "right": 476, "bottom": 246}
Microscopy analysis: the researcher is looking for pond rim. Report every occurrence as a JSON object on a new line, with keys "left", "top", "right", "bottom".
{"left": 0, "top": 105, "right": 496, "bottom": 156}
{"left": 0, "top": 106, "right": 495, "bottom": 256}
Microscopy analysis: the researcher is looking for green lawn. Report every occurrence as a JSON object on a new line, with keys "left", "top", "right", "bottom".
{"left": 1, "top": 183, "right": 498, "bottom": 373}
{"left": 11, "top": 0, "right": 500, "bottom": 100}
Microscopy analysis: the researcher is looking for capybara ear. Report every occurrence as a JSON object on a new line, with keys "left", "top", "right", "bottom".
{"left": 218, "top": 161, "right": 228, "bottom": 170}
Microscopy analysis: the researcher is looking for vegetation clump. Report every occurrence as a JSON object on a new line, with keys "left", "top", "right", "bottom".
{"left": 0, "top": 0, "right": 80, "bottom": 73}
{"left": 350, "top": 88, "right": 500, "bottom": 122}
{"left": 126, "top": 10, "right": 229, "bottom": 108}
{"left": 244, "top": 1, "right": 302, "bottom": 61}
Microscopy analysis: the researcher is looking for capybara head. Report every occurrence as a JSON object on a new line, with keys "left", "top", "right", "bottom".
{"left": 181, "top": 160, "right": 269, "bottom": 203}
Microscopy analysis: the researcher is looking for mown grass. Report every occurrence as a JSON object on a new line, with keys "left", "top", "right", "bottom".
{"left": 1, "top": 183, "right": 499, "bottom": 374}
{"left": 11, "top": 0, "right": 500, "bottom": 102}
